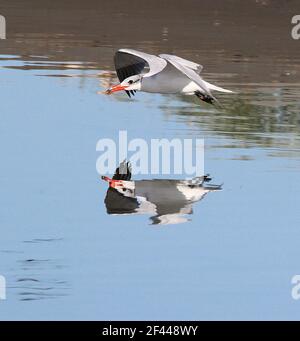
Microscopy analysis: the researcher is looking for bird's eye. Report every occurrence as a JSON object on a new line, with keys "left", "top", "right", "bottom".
{"left": 128, "top": 80, "right": 133, "bottom": 84}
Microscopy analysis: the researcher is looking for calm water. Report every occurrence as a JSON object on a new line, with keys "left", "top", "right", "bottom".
{"left": 0, "top": 1, "right": 300, "bottom": 320}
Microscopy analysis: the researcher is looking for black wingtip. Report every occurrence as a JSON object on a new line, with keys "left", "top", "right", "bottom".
{"left": 112, "top": 160, "right": 132, "bottom": 181}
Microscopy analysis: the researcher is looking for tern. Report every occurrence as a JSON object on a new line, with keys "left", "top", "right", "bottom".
{"left": 105, "top": 48, "right": 233, "bottom": 104}
{"left": 101, "top": 161, "right": 222, "bottom": 225}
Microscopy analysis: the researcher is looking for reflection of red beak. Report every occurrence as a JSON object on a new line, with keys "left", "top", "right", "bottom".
{"left": 101, "top": 176, "right": 124, "bottom": 188}
{"left": 105, "top": 84, "right": 128, "bottom": 94}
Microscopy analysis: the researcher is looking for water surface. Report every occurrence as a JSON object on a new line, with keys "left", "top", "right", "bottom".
{"left": 0, "top": 0, "right": 300, "bottom": 320}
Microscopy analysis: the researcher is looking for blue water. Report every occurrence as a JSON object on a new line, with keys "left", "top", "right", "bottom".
{"left": 0, "top": 56, "right": 300, "bottom": 320}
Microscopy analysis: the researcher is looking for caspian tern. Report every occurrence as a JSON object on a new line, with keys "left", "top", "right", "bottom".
{"left": 105, "top": 49, "right": 233, "bottom": 104}
{"left": 101, "top": 161, "right": 222, "bottom": 225}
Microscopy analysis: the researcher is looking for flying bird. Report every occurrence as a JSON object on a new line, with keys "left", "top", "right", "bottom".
{"left": 101, "top": 161, "right": 222, "bottom": 225}
{"left": 105, "top": 48, "right": 233, "bottom": 104}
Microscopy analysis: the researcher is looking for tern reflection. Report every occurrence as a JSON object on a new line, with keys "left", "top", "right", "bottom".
{"left": 102, "top": 161, "right": 221, "bottom": 225}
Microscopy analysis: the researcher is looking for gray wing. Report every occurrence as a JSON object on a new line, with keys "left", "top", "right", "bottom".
{"left": 159, "top": 54, "right": 203, "bottom": 74}
{"left": 159, "top": 54, "right": 212, "bottom": 96}
{"left": 114, "top": 49, "right": 167, "bottom": 97}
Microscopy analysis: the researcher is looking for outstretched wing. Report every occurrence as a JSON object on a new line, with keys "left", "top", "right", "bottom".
{"left": 159, "top": 54, "right": 203, "bottom": 74}
{"left": 160, "top": 54, "right": 233, "bottom": 94}
{"left": 159, "top": 54, "right": 213, "bottom": 97}
{"left": 114, "top": 49, "right": 167, "bottom": 97}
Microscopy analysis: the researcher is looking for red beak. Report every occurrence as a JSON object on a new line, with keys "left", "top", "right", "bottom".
{"left": 105, "top": 84, "right": 128, "bottom": 94}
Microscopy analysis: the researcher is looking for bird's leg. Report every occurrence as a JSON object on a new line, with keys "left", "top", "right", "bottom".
{"left": 194, "top": 91, "right": 215, "bottom": 104}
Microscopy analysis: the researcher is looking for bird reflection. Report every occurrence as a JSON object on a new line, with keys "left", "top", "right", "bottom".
{"left": 102, "top": 161, "right": 221, "bottom": 225}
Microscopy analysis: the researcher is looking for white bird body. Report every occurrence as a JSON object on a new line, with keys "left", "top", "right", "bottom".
{"left": 106, "top": 48, "right": 233, "bottom": 104}
{"left": 142, "top": 63, "right": 191, "bottom": 94}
